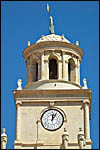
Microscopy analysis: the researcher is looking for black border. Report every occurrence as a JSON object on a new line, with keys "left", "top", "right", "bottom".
{"left": 41, "top": 109, "right": 64, "bottom": 131}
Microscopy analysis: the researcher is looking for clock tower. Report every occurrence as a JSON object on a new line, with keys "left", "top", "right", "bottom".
{"left": 13, "top": 6, "right": 92, "bottom": 149}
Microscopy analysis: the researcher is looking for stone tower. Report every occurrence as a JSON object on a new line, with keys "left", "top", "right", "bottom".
{"left": 13, "top": 12, "right": 92, "bottom": 149}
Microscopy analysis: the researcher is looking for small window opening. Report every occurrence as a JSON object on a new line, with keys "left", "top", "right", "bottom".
{"left": 68, "top": 62, "right": 70, "bottom": 81}
{"left": 49, "top": 59, "right": 57, "bottom": 79}
{"left": 68, "top": 59, "right": 76, "bottom": 82}
{"left": 36, "top": 63, "right": 38, "bottom": 81}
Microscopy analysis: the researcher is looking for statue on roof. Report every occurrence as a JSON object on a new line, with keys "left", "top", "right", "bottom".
{"left": 47, "top": 3, "right": 55, "bottom": 34}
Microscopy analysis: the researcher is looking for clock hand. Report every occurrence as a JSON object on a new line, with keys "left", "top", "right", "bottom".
{"left": 51, "top": 114, "right": 54, "bottom": 121}
{"left": 54, "top": 113, "right": 57, "bottom": 119}
{"left": 51, "top": 113, "right": 57, "bottom": 121}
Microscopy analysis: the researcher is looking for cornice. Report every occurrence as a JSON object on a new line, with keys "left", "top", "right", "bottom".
{"left": 13, "top": 89, "right": 91, "bottom": 120}
{"left": 13, "top": 89, "right": 91, "bottom": 95}
{"left": 22, "top": 41, "right": 83, "bottom": 59}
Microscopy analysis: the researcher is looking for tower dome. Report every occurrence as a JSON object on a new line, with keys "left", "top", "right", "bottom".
{"left": 36, "top": 34, "right": 70, "bottom": 43}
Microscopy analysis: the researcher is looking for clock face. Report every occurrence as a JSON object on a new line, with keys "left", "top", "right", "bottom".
{"left": 41, "top": 109, "right": 64, "bottom": 131}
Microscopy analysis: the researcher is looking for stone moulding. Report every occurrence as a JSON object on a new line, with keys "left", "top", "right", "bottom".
{"left": 23, "top": 80, "right": 82, "bottom": 90}
{"left": 22, "top": 41, "right": 83, "bottom": 59}
{"left": 13, "top": 89, "right": 91, "bottom": 120}
{"left": 13, "top": 141, "right": 92, "bottom": 147}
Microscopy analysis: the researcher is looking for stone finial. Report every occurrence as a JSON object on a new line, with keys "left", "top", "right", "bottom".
{"left": 61, "top": 34, "right": 64, "bottom": 39}
{"left": 28, "top": 41, "right": 30, "bottom": 46}
{"left": 78, "top": 128, "right": 86, "bottom": 149}
{"left": 1, "top": 128, "right": 7, "bottom": 149}
{"left": 17, "top": 79, "right": 22, "bottom": 90}
{"left": 3, "top": 128, "right": 5, "bottom": 133}
{"left": 82, "top": 78, "right": 88, "bottom": 89}
{"left": 41, "top": 35, "right": 44, "bottom": 40}
{"left": 76, "top": 41, "right": 79, "bottom": 46}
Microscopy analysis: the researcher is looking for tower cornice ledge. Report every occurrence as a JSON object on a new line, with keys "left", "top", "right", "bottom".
{"left": 23, "top": 41, "right": 83, "bottom": 59}
{"left": 13, "top": 89, "right": 91, "bottom": 120}
{"left": 13, "top": 89, "right": 91, "bottom": 97}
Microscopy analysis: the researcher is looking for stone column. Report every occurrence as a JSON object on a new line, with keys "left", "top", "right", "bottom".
{"left": 26, "top": 56, "right": 32, "bottom": 83}
{"left": 38, "top": 60, "right": 41, "bottom": 80}
{"left": 1, "top": 128, "right": 7, "bottom": 149}
{"left": 62, "top": 52, "right": 68, "bottom": 80}
{"left": 73, "top": 58, "right": 78, "bottom": 84}
{"left": 27, "top": 65, "right": 31, "bottom": 83}
{"left": 70, "top": 57, "right": 77, "bottom": 83}
{"left": 62, "top": 128, "right": 69, "bottom": 149}
{"left": 30, "top": 56, "right": 35, "bottom": 82}
{"left": 83, "top": 100, "right": 90, "bottom": 141}
{"left": 58, "top": 60, "right": 62, "bottom": 80}
{"left": 44, "top": 60, "right": 49, "bottom": 80}
{"left": 32, "top": 63, "right": 36, "bottom": 81}
{"left": 78, "top": 128, "right": 86, "bottom": 149}
{"left": 16, "top": 101, "right": 22, "bottom": 141}
{"left": 25, "top": 59, "right": 29, "bottom": 84}
{"left": 40, "top": 52, "right": 45, "bottom": 80}
{"left": 26, "top": 55, "right": 36, "bottom": 83}
{"left": 77, "top": 58, "right": 80, "bottom": 84}
{"left": 36, "top": 118, "right": 43, "bottom": 149}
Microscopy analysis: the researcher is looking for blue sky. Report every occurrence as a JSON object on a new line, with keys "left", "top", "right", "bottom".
{"left": 1, "top": 1, "right": 99, "bottom": 149}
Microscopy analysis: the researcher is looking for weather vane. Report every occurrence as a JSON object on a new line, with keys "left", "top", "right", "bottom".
{"left": 47, "top": 3, "right": 54, "bottom": 34}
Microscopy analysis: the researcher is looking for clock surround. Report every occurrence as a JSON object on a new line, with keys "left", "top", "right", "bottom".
{"left": 41, "top": 109, "right": 64, "bottom": 131}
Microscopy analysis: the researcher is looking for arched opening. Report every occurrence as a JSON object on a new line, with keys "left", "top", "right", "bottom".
{"left": 68, "top": 62, "right": 71, "bottom": 81}
{"left": 68, "top": 58, "right": 76, "bottom": 82}
{"left": 36, "top": 63, "right": 38, "bottom": 81}
{"left": 49, "top": 59, "right": 57, "bottom": 79}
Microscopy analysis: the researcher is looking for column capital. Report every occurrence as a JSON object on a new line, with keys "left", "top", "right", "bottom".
{"left": 65, "top": 60, "right": 68, "bottom": 63}
{"left": 44, "top": 60, "right": 49, "bottom": 63}
{"left": 16, "top": 100, "right": 22, "bottom": 106}
{"left": 57, "top": 60, "right": 63, "bottom": 63}
{"left": 83, "top": 100, "right": 90, "bottom": 105}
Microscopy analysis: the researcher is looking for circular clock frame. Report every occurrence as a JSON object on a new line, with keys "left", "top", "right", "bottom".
{"left": 41, "top": 109, "right": 64, "bottom": 131}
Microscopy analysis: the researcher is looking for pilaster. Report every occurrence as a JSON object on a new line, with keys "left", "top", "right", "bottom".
{"left": 83, "top": 100, "right": 90, "bottom": 141}
{"left": 62, "top": 52, "right": 68, "bottom": 81}
{"left": 77, "top": 58, "right": 80, "bottom": 84}
{"left": 58, "top": 60, "right": 63, "bottom": 80}
{"left": 44, "top": 60, "right": 49, "bottom": 80}
{"left": 16, "top": 101, "right": 22, "bottom": 141}
{"left": 40, "top": 52, "right": 45, "bottom": 80}
{"left": 38, "top": 60, "right": 41, "bottom": 80}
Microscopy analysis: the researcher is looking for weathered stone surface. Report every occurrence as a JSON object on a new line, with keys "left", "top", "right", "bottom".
{"left": 13, "top": 33, "right": 92, "bottom": 149}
